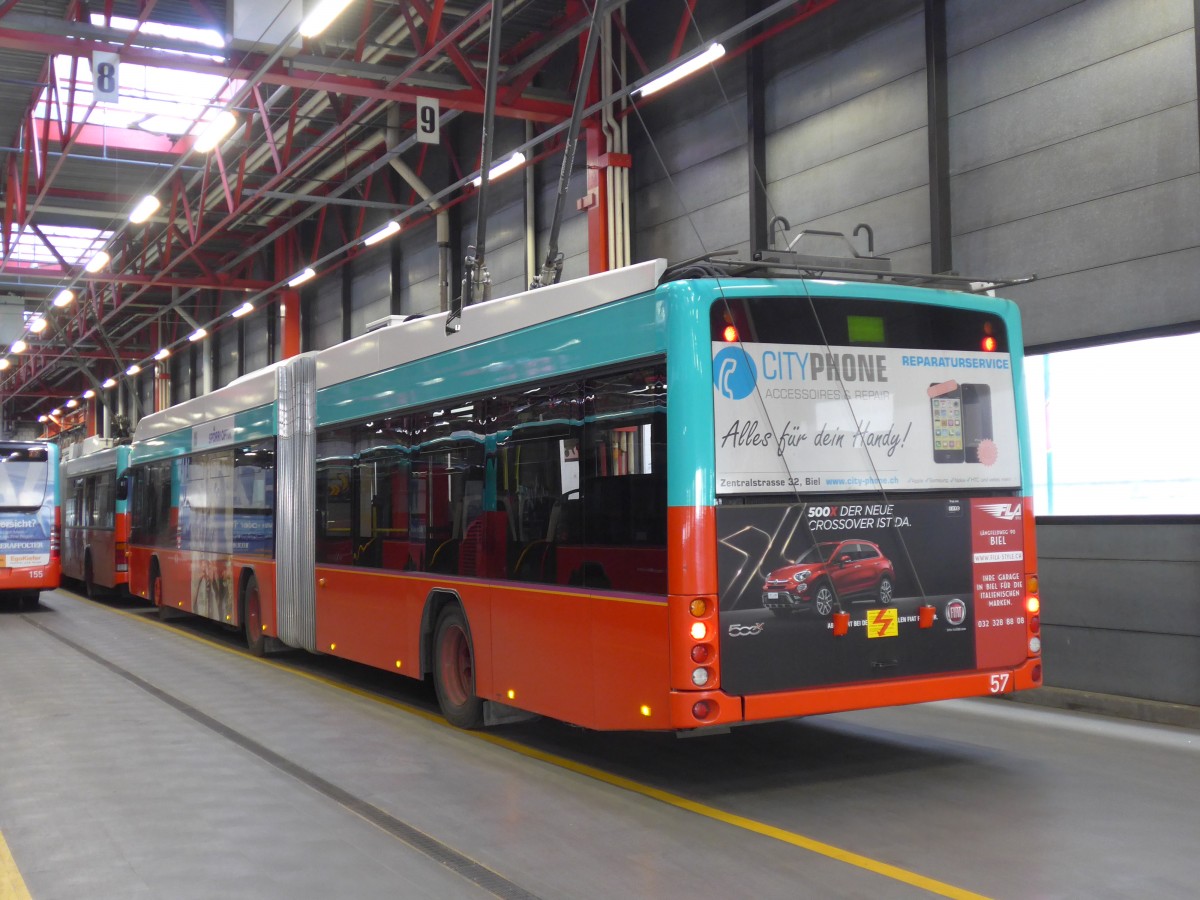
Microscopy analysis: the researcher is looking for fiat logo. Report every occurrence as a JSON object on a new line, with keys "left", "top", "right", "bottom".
{"left": 945, "top": 599, "right": 967, "bottom": 626}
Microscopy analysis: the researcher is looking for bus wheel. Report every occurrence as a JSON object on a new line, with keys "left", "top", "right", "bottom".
{"left": 433, "top": 606, "right": 484, "bottom": 729}
{"left": 813, "top": 582, "right": 837, "bottom": 616}
{"left": 878, "top": 576, "right": 894, "bottom": 605}
{"left": 242, "top": 574, "right": 265, "bottom": 657}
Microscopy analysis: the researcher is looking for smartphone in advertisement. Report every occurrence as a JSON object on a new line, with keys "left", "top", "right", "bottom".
{"left": 930, "top": 383, "right": 964, "bottom": 463}
{"left": 962, "top": 384, "right": 993, "bottom": 463}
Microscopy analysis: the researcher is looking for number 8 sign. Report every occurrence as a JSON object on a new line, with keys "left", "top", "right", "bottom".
{"left": 92, "top": 51, "right": 120, "bottom": 103}
{"left": 415, "top": 97, "right": 439, "bottom": 145}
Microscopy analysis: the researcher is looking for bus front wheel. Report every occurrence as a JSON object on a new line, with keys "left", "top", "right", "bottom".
{"left": 433, "top": 605, "right": 483, "bottom": 729}
{"left": 242, "top": 573, "right": 265, "bottom": 657}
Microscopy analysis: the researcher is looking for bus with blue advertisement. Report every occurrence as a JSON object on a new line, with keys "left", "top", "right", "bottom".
{"left": 125, "top": 254, "right": 1041, "bottom": 731}
{"left": 0, "top": 441, "right": 61, "bottom": 608}
{"left": 60, "top": 438, "right": 131, "bottom": 599}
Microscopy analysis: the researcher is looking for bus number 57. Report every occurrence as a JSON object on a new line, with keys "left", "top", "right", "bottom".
{"left": 989, "top": 673, "right": 1010, "bottom": 694}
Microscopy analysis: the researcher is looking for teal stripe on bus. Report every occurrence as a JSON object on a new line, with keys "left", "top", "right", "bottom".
{"left": 316, "top": 294, "right": 668, "bottom": 427}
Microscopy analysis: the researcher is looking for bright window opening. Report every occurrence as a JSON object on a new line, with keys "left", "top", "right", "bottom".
{"left": 1024, "top": 331, "right": 1200, "bottom": 515}
{"left": 33, "top": 16, "right": 239, "bottom": 138}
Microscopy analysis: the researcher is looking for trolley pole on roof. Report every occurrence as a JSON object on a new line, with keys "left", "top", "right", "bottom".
{"left": 447, "top": 3, "right": 504, "bottom": 335}
{"left": 532, "top": 0, "right": 604, "bottom": 289}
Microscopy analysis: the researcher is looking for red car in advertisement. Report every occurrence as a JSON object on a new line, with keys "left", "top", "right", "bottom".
{"left": 762, "top": 539, "right": 895, "bottom": 616}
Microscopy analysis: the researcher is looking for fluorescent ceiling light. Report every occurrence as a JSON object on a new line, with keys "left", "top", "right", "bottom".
{"left": 0, "top": 359, "right": 9, "bottom": 371}
{"left": 188, "top": 328, "right": 207, "bottom": 342}
{"left": 28, "top": 317, "right": 47, "bottom": 334}
{"left": 193, "top": 110, "right": 237, "bottom": 153}
{"left": 154, "top": 348, "right": 171, "bottom": 361}
{"left": 53, "top": 289, "right": 74, "bottom": 307}
{"left": 129, "top": 194, "right": 161, "bottom": 224}
{"left": 363, "top": 221, "right": 400, "bottom": 246}
{"left": 231, "top": 302, "right": 254, "bottom": 318}
{"left": 300, "top": 0, "right": 354, "bottom": 38}
{"left": 287, "top": 267, "right": 315, "bottom": 287}
{"left": 11, "top": 339, "right": 26, "bottom": 354}
{"left": 126, "top": 364, "right": 141, "bottom": 376}
{"left": 635, "top": 43, "right": 725, "bottom": 98}
{"left": 84, "top": 250, "right": 109, "bottom": 273}
{"left": 102, "top": 377, "right": 117, "bottom": 388}
{"left": 472, "top": 152, "right": 526, "bottom": 187}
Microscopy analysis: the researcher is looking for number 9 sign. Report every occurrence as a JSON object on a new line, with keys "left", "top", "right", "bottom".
{"left": 416, "top": 97, "right": 439, "bottom": 145}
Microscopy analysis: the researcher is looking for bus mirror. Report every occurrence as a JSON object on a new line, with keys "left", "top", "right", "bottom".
{"left": 116, "top": 474, "right": 129, "bottom": 502}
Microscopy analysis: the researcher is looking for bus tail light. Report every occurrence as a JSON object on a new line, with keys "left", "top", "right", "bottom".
{"left": 673, "top": 594, "right": 719, "bottom": 692}
{"left": 50, "top": 508, "right": 61, "bottom": 561}
{"left": 692, "top": 699, "right": 719, "bottom": 722}
{"left": 115, "top": 542, "right": 128, "bottom": 573}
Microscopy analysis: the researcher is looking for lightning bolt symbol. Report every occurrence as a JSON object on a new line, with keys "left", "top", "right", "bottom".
{"left": 871, "top": 609, "right": 891, "bottom": 637}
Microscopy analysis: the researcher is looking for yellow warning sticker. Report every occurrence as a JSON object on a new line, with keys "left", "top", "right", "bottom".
{"left": 868, "top": 608, "right": 899, "bottom": 638}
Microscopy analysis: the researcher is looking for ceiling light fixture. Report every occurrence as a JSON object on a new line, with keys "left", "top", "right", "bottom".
{"left": 154, "top": 348, "right": 171, "bottom": 361}
{"left": 231, "top": 302, "right": 254, "bottom": 318}
{"left": 126, "top": 363, "right": 141, "bottom": 376}
{"left": 193, "top": 110, "right": 238, "bottom": 153}
{"left": 299, "top": 0, "right": 354, "bottom": 38}
{"left": 66, "top": 398, "right": 78, "bottom": 408}
{"left": 84, "top": 250, "right": 110, "bottom": 273}
{"left": 102, "top": 377, "right": 117, "bottom": 388}
{"left": 188, "top": 328, "right": 207, "bottom": 342}
{"left": 634, "top": 43, "right": 725, "bottom": 98}
{"left": 53, "top": 289, "right": 75, "bottom": 307}
{"left": 83, "top": 389, "right": 95, "bottom": 399}
{"left": 472, "top": 152, "right": 526, "bottom": 187}
{"left": 11, "top": 339, "right": 26, "bottom": 354}
{"left": 363, "top": 221, "right": 400, "bottom": 246}
{"left": 28, "top": 317, "right": 47, "bottom": 334}
{"left": 129, "top": 194, "right": 161, "bottom": 224}
{"left": 287, "top": 267, "right": 315, "bottom": 287}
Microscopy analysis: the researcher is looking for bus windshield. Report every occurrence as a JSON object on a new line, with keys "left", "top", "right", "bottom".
{"left": 0, "top": 448, "right": 50, "bottom": 509}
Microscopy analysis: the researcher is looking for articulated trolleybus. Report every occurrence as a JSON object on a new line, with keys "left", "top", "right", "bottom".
{"left": 127, "top": 253, "right": 1041, "bottom": 732}
{"left": 60, "top": 436, "right": 131, "bottom": 598}
{"left": 0, "top": 440, "right": 61, "bottom": 608}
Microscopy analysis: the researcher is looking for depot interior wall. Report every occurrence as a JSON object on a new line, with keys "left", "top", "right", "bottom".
{"left": 947, "top": 0, "right": 1200, "bottom": 345}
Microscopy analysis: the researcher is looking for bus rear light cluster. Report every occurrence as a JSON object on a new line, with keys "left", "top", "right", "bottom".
{"left": 686, "top": 595, "right": 717, "bottom": 690}
{"left": 1025, "top": 575, "right": 1041, "bottom": 656}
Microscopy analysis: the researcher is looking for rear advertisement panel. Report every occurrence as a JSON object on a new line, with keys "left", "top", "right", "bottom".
{"left": 716, "top": 497, "right": 1028, "bottom": 695}
{"left": 712, "top": 342, "right": 1020, "bottom": 494}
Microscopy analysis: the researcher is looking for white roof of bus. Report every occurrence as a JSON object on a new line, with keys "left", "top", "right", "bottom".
{"left": 131, "top": 357, "right": 306, "bottom": 443}
{"left": 60, "top": 444, "right": 128, "bottom": 477}
{"left": 315, "top": 258, "right": 667, "bottom": 390}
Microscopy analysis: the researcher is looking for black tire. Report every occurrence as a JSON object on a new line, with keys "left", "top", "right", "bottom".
{"left": 242, "top": 573, "right": 266, "bottom": 656}
{"left": 19, "top": 591, "right": 39, "bottom": 611}
{"left": 813, "top": 580, "right": 837, "bottom": 616}
{"left": 878, "top": 575, "right": 894, "bottom": 605}
{"left": 432, "top": 605, "right": 484, "bottom": 729}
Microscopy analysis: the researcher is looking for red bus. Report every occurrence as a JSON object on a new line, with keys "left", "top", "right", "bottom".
{"left": 0, "top": 441, "right": 61, "bottom": 609}
{"left": 126, "top": 258, "right": 1041, "bottom": 732}
{"left": 60, "top": 439, "right": 131, "bottom": 599}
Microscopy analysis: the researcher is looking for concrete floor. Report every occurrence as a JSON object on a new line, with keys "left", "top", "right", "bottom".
{"left": 2, "top": 589, "right": 1198, "bottom": 899}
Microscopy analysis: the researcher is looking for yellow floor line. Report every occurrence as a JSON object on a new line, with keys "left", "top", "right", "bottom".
{"left": 95, "top": 596, "right": 992, "bottom": 899}
{"left": 0, "top": 830, "right": 32, "bottom": 900}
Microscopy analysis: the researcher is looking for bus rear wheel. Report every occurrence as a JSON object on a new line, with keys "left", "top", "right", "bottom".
{"left": 242, "top": 573, "right": 265, "bottom": 657}
{"left": 433, "top": 606, "right": 483, "bottom": 729}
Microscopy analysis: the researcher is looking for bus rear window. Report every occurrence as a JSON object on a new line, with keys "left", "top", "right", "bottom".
{"left": 710, "top": 295, "right": 1007, "bottom": 352}
{"left": 0, "top": 451, "right": 49, "bottom": 509}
